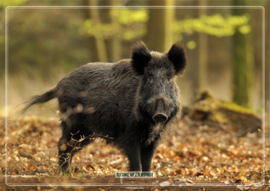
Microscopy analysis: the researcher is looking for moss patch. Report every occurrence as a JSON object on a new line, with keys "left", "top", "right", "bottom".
{"left": 210, "top": 112, "right": 228, "bottom": 123}
{"left": 219, "top": 100, "right": 255, "bottom": 115}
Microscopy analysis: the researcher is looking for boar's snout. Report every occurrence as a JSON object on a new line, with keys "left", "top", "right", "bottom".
{"left": 152, "top": 113, "right": 168, "bottom": 123}
{"left": 150, "top": 97, "right": 169, "bottom": 123}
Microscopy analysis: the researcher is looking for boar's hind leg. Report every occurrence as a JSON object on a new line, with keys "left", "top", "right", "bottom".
{"left": 58, "top": 121, "right": 92, "bottom": 173}
{"left": 58, "top": 137, "right": 74, "bottom": 173}
{"left": 140, "top": 141, "right": 158, "bottom": 171}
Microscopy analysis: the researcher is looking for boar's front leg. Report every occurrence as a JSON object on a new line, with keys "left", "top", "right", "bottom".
{"left": 140, "top": 141, "right": 158, "bottom": 171}
{"left": 121, "top": 141, "right": 141, "bottom": 171}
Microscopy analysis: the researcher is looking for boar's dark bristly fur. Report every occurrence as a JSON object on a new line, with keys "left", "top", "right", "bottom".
{"left": 23, "top": 41, "right": 187, "bottom": 173}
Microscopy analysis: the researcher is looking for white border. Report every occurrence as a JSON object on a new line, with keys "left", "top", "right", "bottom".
{"left": 5, "top": 5, "right": 265, "bottom": 187}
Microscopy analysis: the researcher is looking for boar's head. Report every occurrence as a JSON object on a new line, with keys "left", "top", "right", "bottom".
{"left": 132, "top": 41, "right": 187, "bottom": 124}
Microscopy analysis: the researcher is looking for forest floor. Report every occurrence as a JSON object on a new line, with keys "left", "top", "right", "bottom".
{"left": 0, "top": 112, "right": 270, "bottom": 190}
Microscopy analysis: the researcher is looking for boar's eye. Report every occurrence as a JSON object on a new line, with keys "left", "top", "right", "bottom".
{"left": 166, "top": 78, "right": 172, "bottom": 83}
{"left": 148, "top": 78, "right": 153, "bottom": 83}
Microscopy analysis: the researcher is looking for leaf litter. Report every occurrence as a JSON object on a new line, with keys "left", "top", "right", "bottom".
{"left": 0, "top": 114, "right": 268, "bottom": 187}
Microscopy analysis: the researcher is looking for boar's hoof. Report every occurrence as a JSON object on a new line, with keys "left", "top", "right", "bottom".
{"left": 152, "top": 113, "right": 168, "bottom": 123}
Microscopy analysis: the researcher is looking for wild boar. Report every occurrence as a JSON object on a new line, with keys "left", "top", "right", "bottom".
{"left": 23, "top": 41, "right": 187, "bottom": 172}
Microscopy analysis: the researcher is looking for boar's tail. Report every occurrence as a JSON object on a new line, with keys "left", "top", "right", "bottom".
{"left": 21, "top": 87, "right": 57, "bottom": 114}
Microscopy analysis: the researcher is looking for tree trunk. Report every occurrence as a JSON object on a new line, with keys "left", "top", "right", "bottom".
{"left": 198, "top": 0, "right": 208, "bottom": 92}
{"left": 146, "top": 0, "right": 175, "bottom": 52}
{"left": 231, "top": 0, "right": 254, "bottom": 107}
{"left": 99, "top": 0, "right": 122, "bottom": 62}
{"left": 265, "top": 0, "right": 270, "bottom": 113}
{"left": 88, "top": 0, "right": 108, "bottom": 62}
{"left": 81, "top": 0, "right": 98, "bottom": 62}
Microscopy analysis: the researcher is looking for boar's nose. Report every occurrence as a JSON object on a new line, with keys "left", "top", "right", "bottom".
{"left": 152, "top": 113, "right": 168, "bottom": 123}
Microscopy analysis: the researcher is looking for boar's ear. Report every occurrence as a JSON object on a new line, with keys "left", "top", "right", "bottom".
{"left": 168, "top": 42, "right": 187, "bottom": 75}
{"left": 131, "top": 41, "right": 152, "bottom": 75}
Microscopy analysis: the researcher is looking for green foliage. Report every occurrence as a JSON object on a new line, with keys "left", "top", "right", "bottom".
{"left": 81, "top": 9, "right": 251, "bottom": 41}
{"left": 187, "top": 40, "right": 196, "bottom": 50}
{"left": 80, "top": 8, "right": 148, "bottom": 41}
{"left": 174, "top": 14, "right": 251, "bottom": 37}
{"left": 0, "top": 0, "right": 28, "bottom": 7}
{"left": 81, "top": 19, "right": 119, "bottom": 39}
{"left": 110, "top": 9, "right": 148, "bottom": 25}
{"left": 3, "top": 8, "right": 90, "bottom": 75}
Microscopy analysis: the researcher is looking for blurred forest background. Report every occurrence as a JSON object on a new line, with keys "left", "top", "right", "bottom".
{"left": 0, "top": 0, "right": 269, "bottom": 117}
